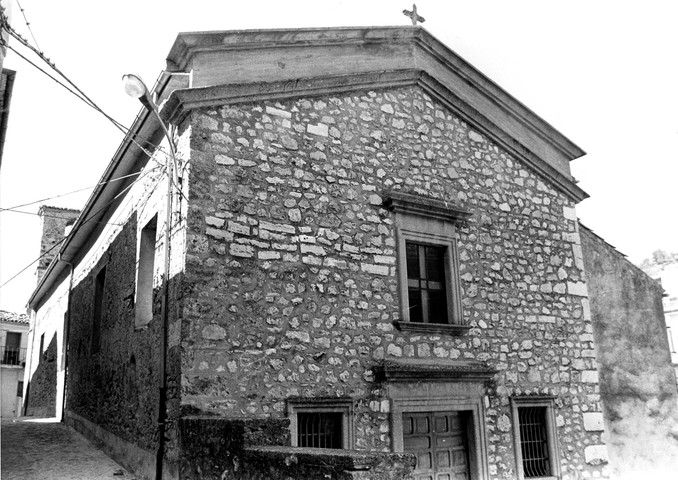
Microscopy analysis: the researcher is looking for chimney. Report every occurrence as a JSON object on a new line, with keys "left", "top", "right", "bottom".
{"left": 36, "top": 206, "right": 80, "bottom": 284}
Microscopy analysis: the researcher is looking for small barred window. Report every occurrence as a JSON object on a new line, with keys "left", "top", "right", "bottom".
{"left": 518, "top": 406, "right": 551, "bottom": 478}
{"left": 297, "top": 412, "right": 343, "bottom": 449}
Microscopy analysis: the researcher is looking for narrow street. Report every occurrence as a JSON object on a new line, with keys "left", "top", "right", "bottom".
{"left": 1, "top": 418, "right": 137, "bottom": 480}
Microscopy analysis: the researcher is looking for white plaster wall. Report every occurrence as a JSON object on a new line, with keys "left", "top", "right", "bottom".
{"left": 1, "top": 368, "right": 23, "bottom": 417}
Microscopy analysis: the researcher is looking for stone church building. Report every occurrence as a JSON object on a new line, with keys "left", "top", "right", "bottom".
{"left": 23, "top": 26, "right": 677, "bottom": 479}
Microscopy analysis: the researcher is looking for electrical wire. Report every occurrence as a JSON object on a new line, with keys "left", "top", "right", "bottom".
{"left": 2, "top": 41, "right": 94, "bottom": 111}
{"left": 0, "top": 38, "right": 170, "bottom": 166}
{"left": 0, "top": 168, "right": 161, "bottom": 212}
{"left": 0, "top": 238, "right": 67, "bottom": 290}
{"left": 0, "top": 19, "right": 183, "bottom": 238}
{"left": 13, "top": 0, "right": 41, "bottom": 52}
{"left": 0, "top": 17, "right": 187, "bottom": 291}
{"left": 0, "top": 19, "right": 175, "bottom": 167}
{"left": 130, "top": 169, "right": 168, "bottom": 229}
{"left": 2, "top": 22, "right": 128, "bottom": 132}
{"left": 0, "top": 209, "right": 129, "bottom": 225}
{"left": 0, "top": 164, "right": 165, "bottom": 290}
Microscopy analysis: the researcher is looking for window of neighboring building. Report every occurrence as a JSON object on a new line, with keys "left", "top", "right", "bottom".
{"left": 667, "top": 326, "right": 676, "bottom": 353}
{"left": 91, "top": 266, "right": 106, "bottom": 354}
{"left": 135, "top": 215, "right": 157, "bottom": 328}
{"left": 3, "top": 332, "right": 21, "bottom": 365}
{"left": 287, "top": 398, "right": 353, "bottom": 449}
{"left": 17, "top": 381, "right": 24, "bottom": 397}
{"left": 384, "top": 192, "right": 471, "bottom": 334}
{"left": 511, "top": 397, "right": 560, "bottom": 480}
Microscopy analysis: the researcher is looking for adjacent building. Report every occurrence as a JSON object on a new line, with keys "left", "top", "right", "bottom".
{"left": 22, "top": 205, "right": 80, "bottom": 419}
{"left": 22, "top": 26, "right": 677, "bottom": 480}
{"left": 1, "top": 310, "right": 29, "bottom": 418}
{"left": 639, "top": 250, "right": 678, "bottom": 366}
{"left": 581, "top": 230, "right": 678, "bottom": 479}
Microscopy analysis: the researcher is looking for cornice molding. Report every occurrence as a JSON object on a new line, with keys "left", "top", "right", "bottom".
{"left": 162, "top": 69, "right": 587, "bottom": 202}
{"left": 383, "top": 191, "right": 472, "bottom": 224}
{"left": 374, "top": 359, "right": 497, "bottom": 383}
{"left": 161, "top": 69, "right": 419, "bottom": 124}
{"left": 408, "top": 28, "right": 584, "bottom": 162}
{"left": 167, "top": 26, "right": 422, "bottom": 72}
{"left": 167, "top": 26, "right": 586, "bottom": 172}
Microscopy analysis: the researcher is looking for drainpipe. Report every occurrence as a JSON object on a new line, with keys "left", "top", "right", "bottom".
{"left": 59, "top": 255, "right": 74, "bottom": 423}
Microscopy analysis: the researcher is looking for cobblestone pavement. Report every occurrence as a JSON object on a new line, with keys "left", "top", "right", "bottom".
{"left": 1, "top": 418, "right": 138, "bottom": 480}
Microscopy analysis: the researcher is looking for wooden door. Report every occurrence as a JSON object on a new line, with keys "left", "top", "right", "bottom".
{"left": 403, "top": 411, "right": 470, "bottom": 480}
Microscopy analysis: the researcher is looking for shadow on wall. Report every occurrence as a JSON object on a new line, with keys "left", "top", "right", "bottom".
{"left": 24, "top": 334, "right": 57, "bottom": 418}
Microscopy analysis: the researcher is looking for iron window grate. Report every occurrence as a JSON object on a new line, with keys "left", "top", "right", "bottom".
{"left": 518, "top": 406, "right": 551, "bottom": 478}
{"left": 297, "top": 412, "right": 343, "bottom": 449}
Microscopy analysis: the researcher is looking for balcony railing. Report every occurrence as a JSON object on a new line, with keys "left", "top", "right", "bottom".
{"left": 1, "top": 347, "right": 26, "bottom": 366}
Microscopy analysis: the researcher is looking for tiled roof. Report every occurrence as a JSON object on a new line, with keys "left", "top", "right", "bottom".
{"left": 0, "top": 310, "right": 29, "bottom": 324}
{"left": 38, "top": 205, "right": 82, "bottom": 214}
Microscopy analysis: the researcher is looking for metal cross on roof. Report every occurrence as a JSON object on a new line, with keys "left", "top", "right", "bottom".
{"left": 403, "top": 4, "right": 425, "bottom": 25}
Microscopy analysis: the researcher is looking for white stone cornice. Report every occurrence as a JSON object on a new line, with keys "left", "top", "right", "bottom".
{"left": 161, "top": 69, "right": 588, "bottom": 202}
{"left": 166, "top": 26, "right": 586, "bottom": 181}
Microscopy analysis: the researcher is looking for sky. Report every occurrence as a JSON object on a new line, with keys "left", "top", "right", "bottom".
{"left": 0, "top": 0, "right": 676, "bottom": 314}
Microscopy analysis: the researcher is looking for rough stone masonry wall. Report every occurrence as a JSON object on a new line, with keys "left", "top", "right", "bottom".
{"left": 182, "top": 85, "right": 607, "bottom": 479}
{"left": 64, "top": 131, "right": 190, "bottom": 478}
{"left": 36, "top": 207, "right": 80, "bottom": 284}
{"left": 580, "top": 226, "right": 678, "bottom": 479}
{"left": 67, "top": 215, "right": 164, "bottom": 453}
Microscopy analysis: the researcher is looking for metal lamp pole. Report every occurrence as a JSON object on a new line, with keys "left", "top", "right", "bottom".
{"left": 122, "top": 73, "right": 174, "bottom": 480}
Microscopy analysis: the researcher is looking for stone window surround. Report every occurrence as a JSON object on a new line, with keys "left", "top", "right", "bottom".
{"left": 384, "top": 192, "right": 472, "bottom": 336}
{"left": 135, "top": 214, "right": 158, "bottom": 329}
{"left": 286, "top": 397, "right": 354, "bottom": 449}
{"left": 510, "top": 396, "right": 561, "bottom": 480}
{"left": 91, "top": 263, "right": 107, "bottom": 355}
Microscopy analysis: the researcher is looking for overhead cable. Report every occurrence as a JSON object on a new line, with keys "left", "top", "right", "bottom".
{"left": 0, "top": 18, "right": 175, "bottom": 165}
{"left": 0, "top": 167, "right": 161, "bottom": 212}
{"left": 0, "top": 164, "right": 165, "bottom": 290}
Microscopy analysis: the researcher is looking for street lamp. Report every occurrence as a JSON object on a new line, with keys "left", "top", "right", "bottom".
{"left": 123, "top": 73, "right": 174, "bottom": 480}
{"left": 122, "top": 74, "right": 178, "bottom": 175}
{"left": 121, "top": 73, "right": 152, "bottom": 105}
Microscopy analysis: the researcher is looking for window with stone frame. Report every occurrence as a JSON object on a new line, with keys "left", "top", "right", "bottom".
{"left": 91, "top": 265, "right": 106, "bottom": 354}
{"left": 287, "top": 398, "right": 353, "bottom": 449}
{"left": 406, "top": 242, "right": 449, "bottom": 324}
{"left": 384, "top": 192, "right": 472, "bottom": 335}
{"left": 135, "top": 215, "right": 158, "bottom": 328}
{"left": 511, "top": 397, "right": 561, "bottom": 480}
